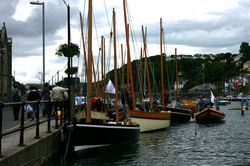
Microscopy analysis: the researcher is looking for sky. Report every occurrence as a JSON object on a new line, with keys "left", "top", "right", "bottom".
{"left": 1, "top": 0, "right": 250, "bottom": 84}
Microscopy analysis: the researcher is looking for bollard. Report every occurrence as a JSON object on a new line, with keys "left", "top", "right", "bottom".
{"left": 19, "top": 101, "right": 25, "bottom": 146}
{"left": 35, "top": 100, "right": 40, "bottom": 138}
{"left": 47, "top": 100, "right": 51, "bottom": 133}
{"left": 55, "top": 101, "right": 58, "bottom": 129}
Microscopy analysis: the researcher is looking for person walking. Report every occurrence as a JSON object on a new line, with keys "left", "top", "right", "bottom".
{"left": 11, "top": 84, "right": 21, "bottom": 120}
{"left": 52, "top": 83, "right": 68, "bottom": 116}
{"left": 27, "top": 85, "right": 41, "bottom": 120}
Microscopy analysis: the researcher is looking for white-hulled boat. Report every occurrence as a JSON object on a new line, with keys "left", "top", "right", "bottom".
{"left": 129, "top": 111, "right": 171, "bottom": 132}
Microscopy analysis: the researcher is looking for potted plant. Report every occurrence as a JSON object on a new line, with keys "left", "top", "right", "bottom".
{"left": 65, "top": 66, "right": 78, "bottom": 74}
{"left": 55, "top": 43, "right": 80, "bottom": 57}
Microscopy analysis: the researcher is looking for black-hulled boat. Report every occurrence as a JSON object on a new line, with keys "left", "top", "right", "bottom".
{"left": 166, "top": 107, "right": 193, "bottom": 124}
{"left": 67, "top": 121, "right": 140, "bottom": 150}
{"left": 64, "top": 0, "right": 140, "bottom": 151}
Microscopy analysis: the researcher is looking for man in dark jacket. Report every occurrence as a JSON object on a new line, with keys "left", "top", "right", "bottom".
{"left": 11, "top": 84, "right": 21, "bottom": 120}
{"left": 27, "top": 85, "right": 41, "bottom": 120}
{"left": 41, "top": 82, "right": 51, "bottom": 116}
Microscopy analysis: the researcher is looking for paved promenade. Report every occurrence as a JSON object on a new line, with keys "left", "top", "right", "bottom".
{"left": 0, "top": 105, "right": 62, "bottom": 165}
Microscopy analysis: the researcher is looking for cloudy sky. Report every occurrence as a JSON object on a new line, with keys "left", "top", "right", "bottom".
{"left": 1, "top": 0, "right": 250, "bottom": 84}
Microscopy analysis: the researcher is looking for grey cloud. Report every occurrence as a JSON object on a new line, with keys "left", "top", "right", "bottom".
{"left": 137, "top": 0, "right": 250, "bottom": 53}
{"left": 0, "top": 0, "right": 18, "bottom": 17}
{"left": 1, "top": 1, "right": 81, "bottom": 59}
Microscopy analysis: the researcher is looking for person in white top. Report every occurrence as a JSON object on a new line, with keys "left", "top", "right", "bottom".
{"left": 52, "top": 84, "right": 68, "bottom": 116}
{"left": 52, "top": 86, "right": 68, "bottom": 101}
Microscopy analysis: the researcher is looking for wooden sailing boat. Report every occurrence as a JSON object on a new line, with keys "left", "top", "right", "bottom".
{"left": 128, "top": 18, "right": 171, "bottom": 132}
{"left": 195, "top": 91, "right": 225, "bottom": 123}
{"left": 162, "top": 48, "right": 193, "bottom": 124}
{"left": 195, "top": 107, "right": 225, "bottom": 123}
{"left": 66, "top": 1, "right": 140, "bottom": 151}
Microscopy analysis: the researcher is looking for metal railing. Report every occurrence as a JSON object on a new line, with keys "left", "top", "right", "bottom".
{"left": 0, "top": 99, "right": 68, "bottom": 157}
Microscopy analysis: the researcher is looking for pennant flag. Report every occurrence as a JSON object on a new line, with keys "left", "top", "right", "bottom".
{"left": 105, "top": 80, "right": 115, "bottom": 94}
{"left": 210, "top": 90, "right": 215, "bottom": 104}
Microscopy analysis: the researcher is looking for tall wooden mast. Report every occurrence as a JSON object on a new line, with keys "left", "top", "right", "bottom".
{"left": 142, "top": 26, "right": 152, "bottom": 108}
{"left": 79, "top": 12, "right": 88, "bottom": 81}
{"left": 160, "top": 18, "right": 165, "bottom": 106}
{"left": 112, "top": 8, "right": 119, "bottom": 123}
{"left": 175, "top": 48, "right": 179, "bottom": 100}
{"left": 139, "top": 47, "right": 143, "bottom": 103}
{"left": 86, "top": 0, "right": 93, "bottom": 122}
{"left": 123, "top": 0, "right": 136, "bottom": 111}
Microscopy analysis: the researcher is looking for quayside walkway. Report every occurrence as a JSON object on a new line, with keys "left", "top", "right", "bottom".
{"left": 0, "top": 100, "right": 67, "bottom": 166}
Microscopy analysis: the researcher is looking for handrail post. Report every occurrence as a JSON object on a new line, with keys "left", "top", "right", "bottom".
{"left": 60, "top": 100, "right": 63, "bottom": 125}
{"left": 19, "top": 102, "right": 25, "bottom": 146}
{"left": 0, "top": 102, "right": 4, "bottom": 157}
{"left": 63, "top": 99, "right": 66, "bottom": 123}
{"left": 35, "top": 100, "right": 40, "bottom": 138}
{"left": 55, "top": 100, "right": 58, "bottom": 129}
{"left": 47, "top": 100, "right": 51, "bottom": 133}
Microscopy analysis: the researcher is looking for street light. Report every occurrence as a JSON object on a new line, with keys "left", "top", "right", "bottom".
{"left": 62, "top": 0, "right": 71, "bottom": 122}
{"left": 30, "top": 1, "right": 45, "bottom": 85}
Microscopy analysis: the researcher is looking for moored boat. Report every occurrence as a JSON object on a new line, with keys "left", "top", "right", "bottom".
{"left": 68, "top": 121, "right": 140, "bottom": 150}
{"left": 217, "top": 100, "right": 229, "bottom": 106}
{"left": 165, "top": 49, "right": 193, "bottom": 124}
{"left": 195, "top": 107, "right": 225, "bottom": 123}
{"left": 64, "top": 0, "right": 140, "bottom": 152}
{"left": 127, "top": 18, "right": 171, "bottom": 132}
{"left": 165, "top": 107, "right": 193, "bottom": 124}
{"left": 129, "top": 110, "right": 171, "bottom": 132}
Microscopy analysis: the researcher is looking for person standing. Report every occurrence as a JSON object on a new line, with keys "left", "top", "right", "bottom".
{"left": 27, "top": 85, "right": 41, "bottom": 120}
{"left": 197, "top": 95, "right": 206, "bottom": 112}
{"left": 11, "top": 84, "right": 21, "bottom": 120}
{"left": 41, "top": 82, "right": 51, "bottom": 116}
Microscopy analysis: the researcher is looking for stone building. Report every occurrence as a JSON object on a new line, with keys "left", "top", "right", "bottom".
{"left": 243, "top": 60, "right": 250, "bottom": 72}
{"left": 0, "top": 23, "right": 12, "bottom": 102}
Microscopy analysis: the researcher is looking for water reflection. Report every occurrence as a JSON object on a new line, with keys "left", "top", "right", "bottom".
{"left": 45, "top": 102, "right": 250, "bottom": 165}
{"left": 65, "top": 143, "right": 139, "bottom": 166}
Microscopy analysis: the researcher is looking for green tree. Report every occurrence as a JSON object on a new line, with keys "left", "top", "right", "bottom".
{"left": 239, "top": 42, "right": 250, "bottom": 62}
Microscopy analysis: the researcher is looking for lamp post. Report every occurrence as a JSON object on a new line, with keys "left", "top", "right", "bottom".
{"left": 30, "top": 1, "right": 45, "bottom": 85}
{"left": 63, "top": 0, "right": 71, "bottom": 122}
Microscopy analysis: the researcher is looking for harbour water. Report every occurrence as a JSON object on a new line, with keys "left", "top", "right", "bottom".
{"left": 45, "top": 101, "right": 250, "bottom": 165}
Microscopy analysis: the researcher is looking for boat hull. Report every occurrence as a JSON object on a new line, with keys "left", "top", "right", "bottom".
{"left": 195, "top": 108, "right": 225, "bottom": 123}
{"left": 67, "top": 122, "right": 140, "bottom": 149}
{"left": 164, "top": 107, "right": 193, "bottom": 124}
{"left": 217, "top": 100, "right": 229, "bottom": 106}
{"left": 74, "top": 110, "right": 111, "bottom": 120}
{"left": 129, "top": 111, "right": 171, "bottom": 132}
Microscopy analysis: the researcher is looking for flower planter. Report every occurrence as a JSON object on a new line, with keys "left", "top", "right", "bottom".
{"left": 56, "top": 43, "right": 80, "bottom": 57}
{"left": 65, "top": 67, "right": 78, "bottom": 74}
{"left": 63, "top": 50, "right": 74, "bottom": 57}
